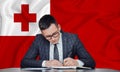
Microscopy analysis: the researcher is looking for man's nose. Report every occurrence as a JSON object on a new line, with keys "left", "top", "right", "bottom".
{"left": 51, "top": 37, "right": 55, "bottom": 41}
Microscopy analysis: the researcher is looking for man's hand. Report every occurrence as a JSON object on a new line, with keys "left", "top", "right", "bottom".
{"left": 63, "top": 57, "right": 79, "bottom": 66}
{"left": 45, "top": 60, "right": 63, "bottom": 67}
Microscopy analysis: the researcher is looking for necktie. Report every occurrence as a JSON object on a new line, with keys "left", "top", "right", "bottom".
{"left": 54, "top": 44, "right": 59, "bottom": 60}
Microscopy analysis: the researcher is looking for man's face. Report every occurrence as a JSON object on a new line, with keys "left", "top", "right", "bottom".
{"left": 41, "top": 24, "right": 61, "bottom": 44}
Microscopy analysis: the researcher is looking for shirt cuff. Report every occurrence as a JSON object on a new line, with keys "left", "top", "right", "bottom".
{"left": 76, "top": 60, "right": 84, "bottom": 67}
{"left": 42, "top": 60, "right": 46, "bottom": 67}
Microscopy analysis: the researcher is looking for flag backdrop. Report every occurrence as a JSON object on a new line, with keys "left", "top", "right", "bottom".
{"left": 0, "top": 0, "right": 120, "bottom": 70}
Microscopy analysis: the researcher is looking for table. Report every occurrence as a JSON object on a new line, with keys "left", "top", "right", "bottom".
{"left": 0, "top": 68, "right": 119, "bottom": 72}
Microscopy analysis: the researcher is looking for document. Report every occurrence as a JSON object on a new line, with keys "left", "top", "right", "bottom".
{"left": 49, "top": 66, "right": 92, "bottom": 69}
{"left": 21, "top": 66, "right": 92, "bottom": 70}
{"left": 50, "top": 66, "right": 76, "bottom": 69}
{"left": 21, "top": 67, "right": 51, "bottom": 70}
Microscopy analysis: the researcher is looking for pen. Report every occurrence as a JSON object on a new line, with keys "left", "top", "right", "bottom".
{"left": 68, "top": 47, "right": 75, "bottom": 57}
{"left": 63, "top": 48, "right": 74, "bottom": 65}
{"left": 68, "top": 51, "right": 72, "bottom": 57}
{"left": 63, "top": 50, "right": 72, "bottom": 65}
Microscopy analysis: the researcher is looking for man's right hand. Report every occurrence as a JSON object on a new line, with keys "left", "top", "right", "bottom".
{"left": 45, "top": 60, "right": 63, "bottom": 67}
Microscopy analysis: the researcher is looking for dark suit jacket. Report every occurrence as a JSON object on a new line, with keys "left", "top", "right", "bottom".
{"left": 21, "top": 31, "right": 95, "bottom": 68}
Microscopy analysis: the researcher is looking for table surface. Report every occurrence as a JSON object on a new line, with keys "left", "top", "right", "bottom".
{"left": 0, "top": 68, "right": 120, "bottom": 72}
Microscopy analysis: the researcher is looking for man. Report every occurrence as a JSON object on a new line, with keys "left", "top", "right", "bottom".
{"left": 21, "top": 15, "right": 95, "bottom": 68}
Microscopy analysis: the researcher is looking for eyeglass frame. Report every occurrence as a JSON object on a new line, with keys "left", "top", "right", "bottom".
{"left": 43, "top": 30, "right": 60, "bottom": 40}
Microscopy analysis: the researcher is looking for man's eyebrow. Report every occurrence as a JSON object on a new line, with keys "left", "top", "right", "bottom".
{"left": 45, "top": 34, "right": 52, "bottom": 37}
{"left": 46, "top": 31, "right": 57, "bottom": 36}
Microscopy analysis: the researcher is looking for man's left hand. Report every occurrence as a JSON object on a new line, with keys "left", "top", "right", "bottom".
{"left": 63, "top": 57, "right": 79, "bottom": 66}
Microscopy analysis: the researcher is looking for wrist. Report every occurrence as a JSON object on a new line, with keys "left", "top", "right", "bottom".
{"left": 76, "top": 60, "right": 84, "bottom": 67}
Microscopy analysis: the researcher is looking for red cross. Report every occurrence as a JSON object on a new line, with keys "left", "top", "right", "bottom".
{"left": 14, "top": 4, "right": 36, "bottom": 31}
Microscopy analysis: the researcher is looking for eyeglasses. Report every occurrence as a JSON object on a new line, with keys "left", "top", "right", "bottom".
{"left": 44, "top": 31, "right": 60, "bottom": 40}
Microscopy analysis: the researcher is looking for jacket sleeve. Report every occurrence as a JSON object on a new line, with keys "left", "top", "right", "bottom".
{"left": 21, "top": 35, "right": 44, "bottom": 68}
{"left": 74, "top": 35, "right": 96, "bottom": 69}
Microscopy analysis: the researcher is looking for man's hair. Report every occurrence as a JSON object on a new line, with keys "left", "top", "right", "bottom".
{"left": 39, "top": 15, "right": 58, "bottom": 30}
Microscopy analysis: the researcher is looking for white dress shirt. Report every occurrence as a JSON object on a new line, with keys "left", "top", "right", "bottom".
{"left": 49, "top": 32, "right": 63, "bottom": 63}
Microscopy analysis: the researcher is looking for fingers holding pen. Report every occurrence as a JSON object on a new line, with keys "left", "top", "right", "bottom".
{"left": 63, "top": 57, "right": 79, "bottom": 66}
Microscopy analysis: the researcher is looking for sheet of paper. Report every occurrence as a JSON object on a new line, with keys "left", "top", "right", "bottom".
{"left": 49, "top": 66, "right": 92, "bottom": 69}
{"left": 21, "top": 67, "right": 51, "bottom": 70}
{"left": 50, "top": 66, "right": 77, "bottom": 69}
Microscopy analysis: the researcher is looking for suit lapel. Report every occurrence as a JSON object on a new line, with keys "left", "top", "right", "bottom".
{"left": 62, "top": 32, "right": 68, "bottom": 59}
{"left": 44, "top": 40, "right": 50, "bottom": 60}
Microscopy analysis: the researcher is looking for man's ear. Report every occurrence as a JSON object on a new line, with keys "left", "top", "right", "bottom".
{"left": 58, "top": 24, "right": 61, "bottom": 31}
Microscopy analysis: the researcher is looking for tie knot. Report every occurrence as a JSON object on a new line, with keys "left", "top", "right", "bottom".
{"left": 54, "top": 44, "right": 57, "bottom": 47}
